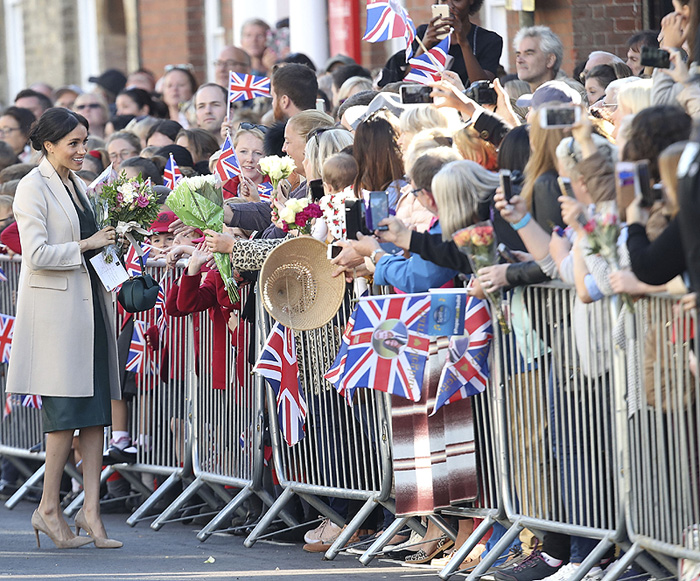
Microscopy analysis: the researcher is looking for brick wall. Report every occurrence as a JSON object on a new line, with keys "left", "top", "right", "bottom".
{"left": 138, "top": 0, "right": 207, "bottom": 85}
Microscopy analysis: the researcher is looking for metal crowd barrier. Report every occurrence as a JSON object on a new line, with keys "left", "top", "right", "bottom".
{"left": 245, "top": 286, "right": 396, "bottom": 559}
{"left": 611, "top": 294, "right": 700, "bottom": 578}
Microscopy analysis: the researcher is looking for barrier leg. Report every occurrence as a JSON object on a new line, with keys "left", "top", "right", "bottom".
{"left": 64, "top": 466, "right": 116, "bottom": 516}
{"left": 567, "top": 537, "right": 616, "bottom": 581}
{"left": 428, "top": 513, "right": 458, "bottom": 542}
{"left": 324, "top": 496, "right": 377, "bottom": 561}
{"left": 297, "top": 492, "right": 345, "bottom": 528}
{"left": 358, "top": 516, "right": 412, "bottom": 565}
{"left": 601, "top": 543, "right": 642, "bottom": 581}
{"left": 4, "top": 463, "right": 45, "bottom": 509}
{"left": 255, "top": 488, "right": 299, "bottom": 529}
{"left": 462, "top": 520, "right": 524, "bottom": 581}
{"left": 243, "top": 486, "right": 295, "bottom": 548}
{"left": 197, "top": 486, "right": 254, "bottom": 542}
{"left": 151, "top": 474, "right": 202, "bottom": 530}
{"left": 126, "top": 472, "right": 179, "bottom": 526}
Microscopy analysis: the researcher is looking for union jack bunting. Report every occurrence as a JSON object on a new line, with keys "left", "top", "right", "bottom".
{"left": 123, "top": 244, "right": 150, "bottom": 279}
{"left": 21, "top": 394, "right": 42, "bottom": 409}
{"left": 125, "top": 320, "right": 147, "bottom": 373}
{"left": 340, "top": 294, "right": 431, "bottom": 402}
{"left": 163, "top": 153, "right": 182, "bottom": 190}
{"left": 215, "top": 134, "right": 241, "bottom": 182}
{"left": 257, "top": 182, "right": 273, "bottom": 201}
{"left": 253, "top": 322, "right": 308, "bottom": 446}
{"left": 228, "top": 71, "right": 271, "bottom": 103}
{"left": 363, "top": 0, "right": 417, "bottom": 60}
{"left": 404, "top": 36, "right": 451, "bottom": 85}
{"left": 0, "top": 313, "right": 15, "bottom": 364}
{"left": 432, "top": 295, "right": 492, "bottom": 415}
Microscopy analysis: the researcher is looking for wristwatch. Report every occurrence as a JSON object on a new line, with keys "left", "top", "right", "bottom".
{"left": 370, "top": 248, "right": 385, "bottom": 265}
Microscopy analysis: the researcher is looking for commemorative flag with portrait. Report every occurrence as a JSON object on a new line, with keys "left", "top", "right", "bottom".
{"left": 404, "top": 36, "right": 451, "bottom": 84}
{"left": 340, "top": 294, "right": 431, "bottom": 402}
{"left": 432, "top": 295, "right": 492, "bottom": 415}
{"left": 253, "top": 322, "right": 308, "bottom": 446}
{"left": 228, "top": 72, "right": 271, "bottom": 103}
{"left": 363, "top": 0, "right": 417, "bottom": 60}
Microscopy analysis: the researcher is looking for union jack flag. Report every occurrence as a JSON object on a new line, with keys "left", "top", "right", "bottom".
{"left": 228, "top": 72, "right": 271, "bottom": 103}
{"left": 0, "top": 267, "right": 7, "bottom": 282}
{"left": 432, "top": 295, "right": 492, "bottom": 415}
{"left": 163, "top": 153, "right": 182, "bottom": 189}
{"left": 123, "top": 244, "right": 150, "bottom": 279}
{"left": 3, "top": 393, "right": 12, "bottom": 418}
{"left": 404, "top": 36, "right": 451, "bottom": 85}
{"left": 126, "top": 320, "right": 147, "bottom": 373}
{"left": 363, "top": 0, "right": 417, "bottom": 60}
{"left": 215, "top": 134, "right": 241, "bottom": 182}
{"left": 21, "top": 394, "right": 42, "bottom": 409}
{"left": 340, "top": 294, "right": 431, "bottom": 402}
{"left": 325, "top": 308, "right": 357, "bottom": 405}
{"left": 0, "top": 313, "right": 15, "bottom": 364}
{"left": 253, "top": 322, "right": 308, "bottom": 446}
{"left": 155, "top": 274, "right": 168, "bottom": 343}
{"left": 257, "top": 182, "right": 273, "bottom": 202}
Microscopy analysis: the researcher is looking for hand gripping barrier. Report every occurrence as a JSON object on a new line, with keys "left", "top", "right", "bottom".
{"left": 244, "top": 285, "right": 395, "bottom": 559}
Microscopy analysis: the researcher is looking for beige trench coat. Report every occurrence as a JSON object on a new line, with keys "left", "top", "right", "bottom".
{"left": 6, "top": 157, "right": 120, "bottom": 399}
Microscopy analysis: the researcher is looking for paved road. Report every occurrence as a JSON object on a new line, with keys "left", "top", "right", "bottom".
{"left": 0, "top": 502, "right": 442, "bottom": 581}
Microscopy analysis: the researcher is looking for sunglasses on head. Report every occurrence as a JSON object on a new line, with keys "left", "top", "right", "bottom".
{"left": 238, "top": 122, "right": 268, "bottom": 134}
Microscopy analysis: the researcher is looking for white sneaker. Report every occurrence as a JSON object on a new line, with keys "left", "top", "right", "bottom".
{"left": 582, "top": 566, "right": 604, "bottom": 581}
{"left": 304, "top": 519, "right": 342, "bottom": 544}
{"left": 540, "top": 563, "right": 581, "bottom": 581}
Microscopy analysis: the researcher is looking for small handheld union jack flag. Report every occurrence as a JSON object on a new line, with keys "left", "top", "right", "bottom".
{"left": 363, "top": 0, "right": 417, "bottom": 60}
{"left": 123, "top": 244, "right": 150, "bottom": 279}
{"left": 0, "top": 267, "right": 7, "bottom": 282}
{"left": 21, "top": 394, "right": 42, "bottom": 409}
{"left": 126, "top": 320, "right": 147, "bottom": 373}
{"left": 431, "top": 295, "right": 493, "bottom": 415}
{"left": 0, "top": 313, "right": 15, "bottom": 364}
{"left": 228, "top": 72, "right": 271, "bottom": 103}
{"left": 163, "top": 153, "right": 182, "bottom": 190}
{"left": 404, "top": 36, "right": 451, "bottom": 85}
{"left": 215, "top": 134, "right": 241, "bottom": 182}
{"left": 257, "top": 182, "right": 273, "bottom": 202}
{"left": 253, "top": 322, "right": 308, "bottom": 446}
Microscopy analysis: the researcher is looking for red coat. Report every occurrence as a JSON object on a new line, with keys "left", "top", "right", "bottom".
{"left": 174, "top": 270, "right": 239, "bottom": 390}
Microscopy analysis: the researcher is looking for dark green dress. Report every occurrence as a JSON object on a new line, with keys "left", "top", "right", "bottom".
{"left": 41, "top": 183, "right": 112, "bottom": 432}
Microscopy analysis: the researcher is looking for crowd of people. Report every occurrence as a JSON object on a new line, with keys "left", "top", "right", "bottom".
{"left": 0, "top": 2, "right": 698, "bottom": 578}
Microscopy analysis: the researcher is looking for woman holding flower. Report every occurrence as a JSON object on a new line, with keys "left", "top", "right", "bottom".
{"left": 222, "top": 125, "right": 270, "bottom": 201}
{"left": 6, "top": 108, "right": 122, "bottom": 549}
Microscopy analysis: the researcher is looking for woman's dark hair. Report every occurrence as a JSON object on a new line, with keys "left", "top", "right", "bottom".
{"left": 117, "top": 88, "right": 153, "bottom": 115}
{"left": 120, "top": 156, "right": 164, "bottom": 185}
{"left": 353, "top": 115, "right": 404, "bottom": 192}
{"left": 282, "top": 52, "right": 317, "bottom": 72}
{"left": 108, "top": 114, "right": 136, "bottom": 132}
{"left": 145, "top": 119, "right": 183, "bottom": 144}
{"left": 586, "top": 64, "right": 618, "bottom": 92}
{"left": 28, "top": 107, "right": 88, "bottom": 153}
{"left": 623, "top": 105, "right": 692, "bottom": 182}
{"left": 154, "top": 144, "right": 194, "bottom": 168}
{"left": 175, "top": 128, "right": 219, "bottom": 164}
{"left": 469, "top": 0, "right": 485, "bottom": 14}
{"left": 263, "top": 122, "right": 287, "bottom": 156}
{"left": 2, "top": 106, "right": 36, "bottom": 137}
{"left": 496, "top": 125, "right": 530, "bottom": 173}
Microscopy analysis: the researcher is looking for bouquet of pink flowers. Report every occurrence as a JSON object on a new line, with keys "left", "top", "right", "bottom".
{"left": 277, "top": 198, "right": 323, "bottom": 235}
{"left": 92, "top": 171, "right": 160, "bottom": 260}
{"left": 452, "top": 220, "right": 509, "bottom": 334}
{"left": 583, "top": 201, "right": 634, "bottom": 311}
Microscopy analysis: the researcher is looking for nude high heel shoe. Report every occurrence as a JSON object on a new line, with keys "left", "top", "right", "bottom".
{"left": 74, "top": 508, "right": 123, "bottom": 549}
{"left": 31, "top": 509, "right": 93, "bottom": 549}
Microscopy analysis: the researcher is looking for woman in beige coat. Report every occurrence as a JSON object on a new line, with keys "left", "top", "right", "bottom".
{"left": 7, "top": 108, "right": 121, "bottom": 549}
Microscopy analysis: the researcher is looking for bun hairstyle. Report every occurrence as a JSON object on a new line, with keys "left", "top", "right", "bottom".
{"left": 29, "top": 107, "right": 88, "bottom": 153}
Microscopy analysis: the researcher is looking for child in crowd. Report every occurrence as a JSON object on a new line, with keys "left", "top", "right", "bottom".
{"left": 318, "top": 152, "right": 358, "bottom": 242}
{"left": 148, "top": 210, "right": 177, "bottom": 258}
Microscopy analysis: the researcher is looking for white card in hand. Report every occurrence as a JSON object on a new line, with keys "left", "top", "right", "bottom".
{"left": 89, "top": 247, "right": 129, "bottom": 292}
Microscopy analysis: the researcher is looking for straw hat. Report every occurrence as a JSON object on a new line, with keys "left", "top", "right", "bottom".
{"left": 260, "top": 237, "right": 345, "bottom": 331}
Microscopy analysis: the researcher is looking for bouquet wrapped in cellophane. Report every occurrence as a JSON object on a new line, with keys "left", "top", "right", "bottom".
{"left": 165, "top": 175, "right": 239, "bottom": 303}
{"left": 91, "top": 171, "right": 160, "bottom": 261}
{"left": 452, "top": 220, "right": 509, "bottom": 334}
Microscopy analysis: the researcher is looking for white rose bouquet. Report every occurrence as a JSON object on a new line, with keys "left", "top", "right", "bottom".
{"left": 258, "top": 155, "right": 296, "bottom": 190}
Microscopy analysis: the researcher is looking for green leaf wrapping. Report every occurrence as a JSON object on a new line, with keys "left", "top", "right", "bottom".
{"left": 165, "top": 184, "right": 238, "bottom": 303}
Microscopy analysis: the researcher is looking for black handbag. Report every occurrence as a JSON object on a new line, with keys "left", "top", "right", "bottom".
{"left": 117, "top": 255, "right": 160, "bottom": 313}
